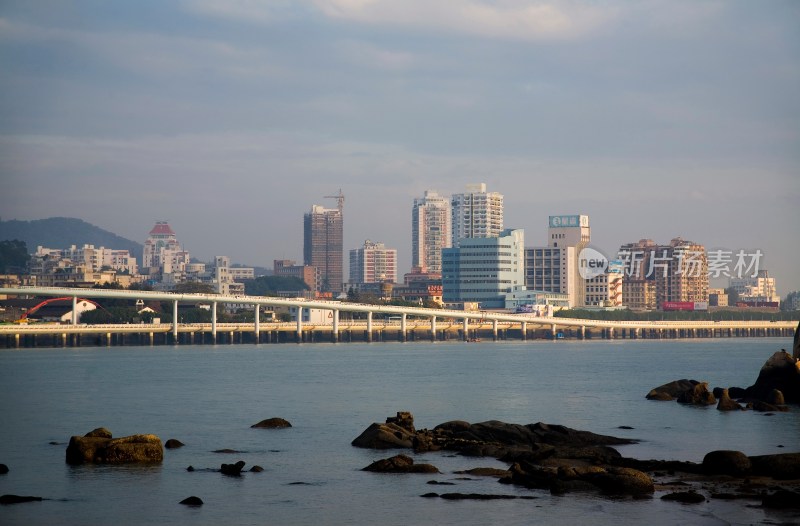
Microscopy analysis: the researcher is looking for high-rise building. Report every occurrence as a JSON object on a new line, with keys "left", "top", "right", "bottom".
{"left": 142, "top": 221, "right": 190, "bottom": 281}
{"left": 412, "top": 190, "right": 451, "bottom": 275}
{"left": 451, "top": 183, "right": 503, "bottom": 247}
{"left": 525, "top": 215, "right": 590, "bottom": 308}
{"left": 442, "top": 228, "right": 525, "bottom": 309}
{"left": 617, "top": 237, "right": 708, "bottom": 310}
{"left": 730, "top": 270, "right": 779, "bottom": 304}
{"left": 303, "top": 204, "right": 343, "bottom": 293}
{"left": 349, "top": 240, "right": 397, "bottom": 284}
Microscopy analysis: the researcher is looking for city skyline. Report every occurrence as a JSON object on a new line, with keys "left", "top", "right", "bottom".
{"left": 1, "top": 1, "right": 797, "bottom": 291}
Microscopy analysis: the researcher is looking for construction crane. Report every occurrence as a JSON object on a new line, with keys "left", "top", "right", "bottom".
{"left": 324, "top": 189, "right": 345, "bottom": 213}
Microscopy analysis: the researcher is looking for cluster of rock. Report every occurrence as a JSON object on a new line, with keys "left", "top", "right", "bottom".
{"left": 353, "top": 411, "right": 800, "bottom": 506}
{"left": 646, "top": 349, "right": 799, "bottom": 412}
{"left": 65, "top": 428, "right": 163, "bottom": 465}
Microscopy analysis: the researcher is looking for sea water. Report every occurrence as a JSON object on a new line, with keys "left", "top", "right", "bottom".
{"left": 1, "top": 338, "right": 798, "bottom": 525}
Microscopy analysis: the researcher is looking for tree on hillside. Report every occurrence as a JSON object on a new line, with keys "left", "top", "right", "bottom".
{"left": 0, "top": 239, "right": 30, "bottom": 273}
{"left": 173, "top": 282, "right": 216, "bottom": 294}
{"left": 244, "top": 276, "right": 308, "bottom": 296}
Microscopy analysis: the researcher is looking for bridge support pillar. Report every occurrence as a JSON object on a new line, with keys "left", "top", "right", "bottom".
{"left": 634, "top": 328, "right": 640, "bottom": 339}
{"left": 332, "top": 310, "right": 339, "bottom": 343}
{"left": 62, "top": 333, "right": 67, "bottom": 347}
{"left": 401, "top": 314, "right": 407, "bottom": 342}
{"left": 211, "top": 302, "right": 218, "bottom": 343}
{"left": 551, "top": 324, "right": 557, "bottom": 339}
{"left": 72, "top": 296, "right": 78, "bottom": 325}
{"left": 609, "top": 327, "right": 614, "bottom": 339}
{"left": 173, "top": 300, "right": 179, "bottom": 343}
{"left": 463, "top": 318, "right": 469, "bottom": 341}
{"left": 148, "top": 332, "right": 154, "bottom": 345}
{"left": 367, "top": 312, "right": 373, "bottom": 342}
{"left": 14, "top": 333, "right": 20, "bottom": 348}
{"left": 431, "top": 316, "right": 437, "bottom": 342}
{"left": 254, "top": 305, "right": 260, "bottom": 343}
{"left": 106, "top": 332, "right": 112, "bottom": 346}
{"left": 580, "top": 326, "right": 586, "bottom": 340}
{"left": 297, "top": 307, "right": 303, "bottom": 342}
{"left": 521, "top": 322, "right": 527, "bottom": 341}
{"left": 493, "top": 320, "right": 499, "bottom": 341}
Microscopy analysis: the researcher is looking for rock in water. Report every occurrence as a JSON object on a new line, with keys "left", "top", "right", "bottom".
{"left": 362, "top": 454, "right": 439, "bottom": 474}
{"left": 0, "top": 495, "right": 42, "bottom": 505}
{"left": 0, "top": 464, "right": 8, "bottom": 474}
{"left": 646, "top": 379, "right": 699, "bottom": 400}
{"left": 661, "top": 491, "right": 705, "bottom": 504}
{"left": 179, "top": 496, "right": 203, "bottom": 506}
{"left": 66, "top": 432, "right": 163, "bottom": 464}
{"left": 676, "top": 382, "right": 716, "bottom": 405}
{"left": 352, "top": 422, "right": 416, "bottom": 449}
{"left": 793, "top": 320, "right": 800, "bottom": 361}
{"left": 220, "top": 461, "right": 246, "bottom": 476}
{"left": 744, "top": 350, "right": 800, "bottom": 404}
{"left": 702, "top": 450, "right": 751, "bottom": 476}
{"left": 164, "top": 439, "right": 185, "bottom": 449}
{"left": 84, "top": 427, "right": 113, "bottom": 438}
{"left": 716, "top": 389, "right": 743, "bottom": 411}
{"left": 748, "top": 452, "right": 800, "bottom": 480}
{"left": 251, "top": 418, "right": 292, "bottom": 429}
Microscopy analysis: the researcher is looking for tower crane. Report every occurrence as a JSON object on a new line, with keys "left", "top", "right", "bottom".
{"left": 324, "top": 189, "right": 345, "bottom": 212}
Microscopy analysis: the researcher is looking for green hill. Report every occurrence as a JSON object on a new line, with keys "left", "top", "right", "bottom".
{"left": 0, "top": 217, "right": 143, "bottom": 260}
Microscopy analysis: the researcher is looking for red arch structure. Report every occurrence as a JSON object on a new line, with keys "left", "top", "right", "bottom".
{"left": 20, "top": 297, "right": 104, "bottom": 320}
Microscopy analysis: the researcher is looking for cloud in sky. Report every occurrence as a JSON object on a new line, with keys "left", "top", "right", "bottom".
{"left": 0, "top": 1, "right": 798, "bottom": 290}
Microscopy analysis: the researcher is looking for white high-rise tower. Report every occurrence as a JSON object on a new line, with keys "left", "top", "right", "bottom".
{"left": 451, "top": 183, "right": 503, "bottom": 247}
{"left": 412, "top": 190, "right": 452, "bottom": 275}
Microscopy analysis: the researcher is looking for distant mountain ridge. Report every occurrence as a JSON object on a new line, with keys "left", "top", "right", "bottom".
{"left": 0, "top": 217, "right": 144, "bottom": 260}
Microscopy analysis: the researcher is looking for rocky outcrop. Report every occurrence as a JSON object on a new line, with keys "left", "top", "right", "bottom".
{"left": 762, "top": 489, "right": 800, "bottom": 509}
{"left": 251, "top": 418, "right": 292, "bottom": 429}
{"left": 164, "top": 439, "right": 184, "bottom": 449}
{"left": 676, "top": 382, "right": 716, "bottom": 405}
{"left": 220, "top": 460, "right": 246, "bottom": 476}
{"left": 351, "top": 422, "right": 416, "bottom": 449}
{"left": 84, "top": 427, "right": 112, "bottom": 438}
{"left": 0, "top": 495, "right": 42, "bottom": 505}
{"left": 0, "top": 464, "right": 8, "bottom": 474}
{"left": 744, "top": 350, "right": 800, "bottom": 404}
{"left": 646, "top": 379, "right": 698, "bottom": 401}
{"left": 793, "top": 320, "right": 800, "bottom": 361}
{"left": 66, "top": 429, "right": 163, "bottom": 465}
{"left": 716, "top": 389, "right": 743, "bottom": 411}
{"left": 749, "top": 452, "right": 800, "bottom": 480}
{"left": 179, "top": 496, "right": 203, "bottom": 506}
{"left": 362, "top": 454, "right": 439, "bottom": 474}
{"left": 702, "top": 450, "right": 751, "bottom": 476}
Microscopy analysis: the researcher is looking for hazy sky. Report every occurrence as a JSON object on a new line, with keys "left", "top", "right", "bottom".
{"left": 1, "top": 1, "right": 798, "bottom": 291}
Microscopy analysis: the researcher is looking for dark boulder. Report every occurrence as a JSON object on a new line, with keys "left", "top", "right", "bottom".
{"left": 744, "top": 350, "right": 800, "bottom": 404}
{"left": 164, "top": 439, "right": 184, "bottom": 449}
{"left": 220, "top": 461, "right": 246, "bottom": 476}
{"left": 676, "top": 382, "right": 716, "bottom": 405}
{"left": 749, "top": 453, "right": 800, "bottom": 480}
{"left": 0, "top": 464, "right": 8, "bottom": 474}
{"left": 716, "top": 389, "right": 743, "bottom": 411}
{"left": 422, "top": 492, "right": 526, "bottom": 500}
{"left": 702, "top": 450, "right": 751, "bottom": 476}
{"left": 0, "top": 495, "right": 42, "bottom": 505}
{"left": 386, "top": 411, "right": 415, "bottom": 433}
{"left": 66, "top": 433, "right": 163, "bottom": 464}
{"left": 352, "top": 422, "right": 416, "bottom": 449}
{"left": 646, "top": 379, "right": 698, "bottom": 400}
{"left": 84, "top": 427, "right": 113, "bottom": 438}
{"left": 727, "top": 387, "right": 747, "bottom": 399}
{"left": 362, "top": 454, "right": 439, "bottom": 474}
{"left": 251, "top": 418, "right": 292, "bottom": 429}
{"left": 661, "top": 491, "right": 705, "bottom": 504}
{"left": 249, "top": 465, "right": 264, "bottom": 472}
{"left": 794, "top": 320, "right": 800, "bottom": 361}
{"left": 768, "top": 389, "right": 785, "bottom": 406}
{"left": 762, "top": 489, "right": 800, "bottom": 509}
{"left": 179, "top": 496, "right": 203, "bottom": 506}
{"left": 584, "top": 466, "right": 654, "bottom": 497}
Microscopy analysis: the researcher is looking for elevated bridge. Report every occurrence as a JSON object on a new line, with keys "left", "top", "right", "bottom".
{"left": 1, "top": 286, "right": 796, "bottom": 348}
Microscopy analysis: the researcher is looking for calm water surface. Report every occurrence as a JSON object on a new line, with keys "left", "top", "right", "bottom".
{"left": 1, "top": 338, "right": 798, "bottom": 525}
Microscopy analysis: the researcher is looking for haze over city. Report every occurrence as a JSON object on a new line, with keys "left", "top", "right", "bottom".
{"left": 1, "top": 1, "right": 798, "bottom": 291}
